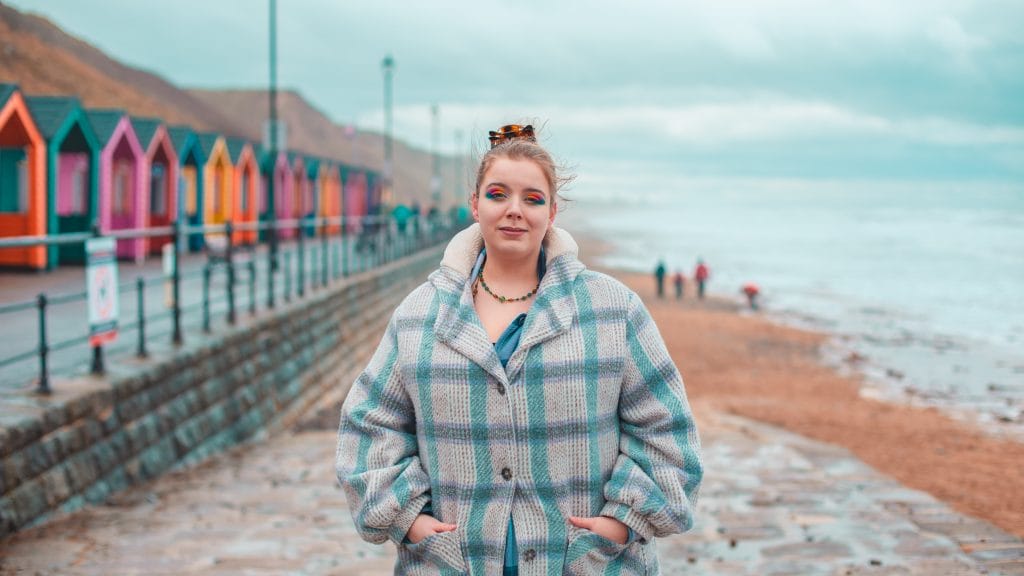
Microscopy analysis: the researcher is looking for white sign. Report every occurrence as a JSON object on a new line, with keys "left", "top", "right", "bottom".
{"left": 86, "top": 237, "right": 119, "bottom": 346}
{"left": 162, "top": 242, "right": 176, "bottom": 308}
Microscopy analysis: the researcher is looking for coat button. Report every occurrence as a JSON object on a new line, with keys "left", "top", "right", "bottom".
{"left": 523, "top": 549, "right": 536, "bottom": 562}
{"left": 496, "top": 383, "right": 506, "bottom": 395}
{"left": 501, "top": 467, "right": 512, "bottom": 481}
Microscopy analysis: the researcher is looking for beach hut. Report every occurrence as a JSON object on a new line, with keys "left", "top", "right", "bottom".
{"left": 197, "top": 133, "right": 232, "bottom": 245}
{"left": 25, "top": 95, "right": 100, "bottom": 268}
{"left": 86, "top": 109, "right": 147, "bottom": 262}
{"left": 0, "top": 85, "right": 47, "bottom": 269}
{"left": 226, "top": 137, "right": 258, "bottom": 245}
{"left": 284, "top": 152, "right": 308, "bottom": 239}
{"left": 302, "top": 156, "right": 322, "bottom": 238}
{"left": 130, "top": 117, "right": 179, "bottom": 255}
{"left": 257, "top": 146, "right": 292, "bottom": 242}
{"left": 167, "top": 126, "right": 207, "bottom": 252}
{"left": 321, "top": 160, "right": 342, "bottom": 235}
{"left": 341, "top": 165, "right": 368, "bottom": 232}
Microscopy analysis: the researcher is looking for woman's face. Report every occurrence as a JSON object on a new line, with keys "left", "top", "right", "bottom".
{"left": 472, "top": 157, "right": 557, "bottom": 262}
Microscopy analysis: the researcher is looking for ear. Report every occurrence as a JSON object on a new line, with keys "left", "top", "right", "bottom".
{"left": 548, "top": 200, "right": 558, "bottom": 228}
{"left": 470, "top": 192, "right": 479, "bottom": 221}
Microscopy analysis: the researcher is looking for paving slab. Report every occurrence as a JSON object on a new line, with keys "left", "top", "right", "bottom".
{"left": 1, "top": 408, "right": 1021, "bottom": 575}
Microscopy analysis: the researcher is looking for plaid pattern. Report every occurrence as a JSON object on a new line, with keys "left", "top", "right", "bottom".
{"left": 336, "top": 224, "right": 703, "bottom": 576}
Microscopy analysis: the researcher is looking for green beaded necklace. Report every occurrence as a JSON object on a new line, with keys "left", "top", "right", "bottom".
{"left": 476, "top": 269, "right": 540, "bottom": 303}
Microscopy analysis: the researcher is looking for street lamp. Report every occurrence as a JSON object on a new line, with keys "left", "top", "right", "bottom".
{"left": 381, "top": 54, "right": 395, "bottom": 208}
{"left": 430, "top": 104, "right": 440, "bottom": 209}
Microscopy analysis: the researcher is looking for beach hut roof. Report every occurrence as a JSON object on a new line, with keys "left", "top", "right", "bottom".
{"left": 287, "top": 151, "right": 303, "bottom": 165}
{"left": 85, "top": 109, "right": 128, "bottom": 145}
{"left": 0, "top": 83, "right": 16, "bottom": 108}
{"left": 196, "top": 132, "right": 222, "bottom": 157}
{"left": 129, "top": 117, "right": 163, "bottom": 148}
{"left": 306, "top": 157, "right": 321, "bottom": 178}
{"left": 225, "top": 137, "right": 250, "bottom": 164}
{"left": 167, "top": 125, "right": 207, "bottom": 165}
{"left": 24, "top": 95, "right": 87, "bottom": 141}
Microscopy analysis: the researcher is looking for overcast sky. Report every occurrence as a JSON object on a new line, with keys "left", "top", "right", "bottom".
{"left": 14, "top": 0, "right": 1024, "bottom": 195}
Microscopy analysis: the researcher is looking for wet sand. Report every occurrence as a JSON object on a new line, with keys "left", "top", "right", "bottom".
{"left": 607, "top": 266, "right": 1024, "bottom": 539}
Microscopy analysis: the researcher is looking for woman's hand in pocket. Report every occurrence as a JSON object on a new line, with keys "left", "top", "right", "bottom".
{"left": 406, "top": 514, "right": 457, "bottom": 544}
{"left": 568, "top": 516, "right": 629, "bottom": 545}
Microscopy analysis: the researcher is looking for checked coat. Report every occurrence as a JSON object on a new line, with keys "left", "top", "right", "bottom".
{"left": 336, "top": 224, "right": 703, "bottom": 575}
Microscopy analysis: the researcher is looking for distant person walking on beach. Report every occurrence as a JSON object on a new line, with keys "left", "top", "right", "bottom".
{"left": 655, "top": 259, "right": 667, "bottom": 298}
{"left": 673, "top": 270, "right": 685, "bottom": 300}
{"left": 336, "top": 123, "right": 703, "bottom": 574}
{"left": 694, "top": 259, "right": 710, "bottom": 299}
{"left": 742, "top": 283, "right": 760, "bottom": 310}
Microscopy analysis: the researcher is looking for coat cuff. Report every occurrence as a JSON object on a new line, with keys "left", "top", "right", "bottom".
{"left": 388, "top": 493, "right": 431, "bottom": 544}
{"left": 600, "top": 502, "right": 654, "bottom": 543}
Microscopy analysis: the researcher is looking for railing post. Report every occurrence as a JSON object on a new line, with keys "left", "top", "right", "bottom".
{"left": 36, "top": 293, "right": 50, "bottom": 395}
{"left": 297, "top": 219, "right": 305, "bottom": 298}
{"left": 171, "top": 219, "right": 182, "bottom": 346}
{"left": 203, "top": 265, "right": 211, "bottom": 333}
{"left": 136, "top": 277, "right": 148, "bottom": 358}
{"left": 225, "top": 221, "right": 236, "bottom": 325}
{"left": 321, "top": 217, "right": 329, "bottom": 287}
{"left": 341, "top": 215, "right": 349, "bottom": 277}
{"left": 284, "top": 251, "right": 292, "bottom": 302}
{"left": 267, "top": 219, "right": 276, "bottom": 309}
{"left": 249, "top": 259, "right": 257, "bottom": 316}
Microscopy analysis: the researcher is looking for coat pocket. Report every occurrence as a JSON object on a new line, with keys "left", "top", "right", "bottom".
{"left": 562, "top": 525, "right": 647, "bottom": 575}
{"left": 401, "top": 529, "right": 467, "bottom": 574}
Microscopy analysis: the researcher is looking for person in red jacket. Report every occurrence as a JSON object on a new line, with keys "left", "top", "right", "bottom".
{"left": 742, "top": 283, "right": 760, "bottom": 310}
{"left": 694, "top": 259, "right": 710, "bottom": 299}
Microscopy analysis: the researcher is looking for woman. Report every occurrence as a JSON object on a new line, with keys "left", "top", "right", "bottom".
{"left": 336, "top": 125, "right": 702, "bottom": 575}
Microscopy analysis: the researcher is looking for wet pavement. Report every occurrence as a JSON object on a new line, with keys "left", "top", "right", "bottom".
{"left": 2, "top": 403, "right": 1020, "bottom": 575}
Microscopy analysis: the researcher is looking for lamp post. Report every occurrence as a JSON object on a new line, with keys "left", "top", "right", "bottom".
{"left": 430, "top": 104, "right": 440, "bottom": 209}
{"left": 267, "top": 0, "right": 280, "bottom": 292}
{"left": 381, "top": 54, "right": 395, "bottom": 208}
{"left": 454, "top": 128, "right": 464, "bottom": 206}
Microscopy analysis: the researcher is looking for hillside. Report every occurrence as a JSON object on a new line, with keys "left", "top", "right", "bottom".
{"left": 0, "top": 2, "right": 466, "bottom": 207}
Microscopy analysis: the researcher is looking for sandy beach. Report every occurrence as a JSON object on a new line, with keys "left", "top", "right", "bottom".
{"left": 604, "top": 266, "right": 1024, "bottom": 540}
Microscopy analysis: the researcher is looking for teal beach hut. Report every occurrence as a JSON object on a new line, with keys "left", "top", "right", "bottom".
{"left": 25, "top": 95, "right": 101, "bottom": 267}
{"left": 167, "top": 126, "right": 207, "bottom": 252}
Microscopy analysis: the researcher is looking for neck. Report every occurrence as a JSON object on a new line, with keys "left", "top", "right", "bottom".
{"left": 483, "top": 247, "right": 540, "bottom": 286}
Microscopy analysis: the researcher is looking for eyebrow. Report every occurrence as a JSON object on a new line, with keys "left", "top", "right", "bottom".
{"left": 485, "top": 182, "right": 548, "bottom": 196}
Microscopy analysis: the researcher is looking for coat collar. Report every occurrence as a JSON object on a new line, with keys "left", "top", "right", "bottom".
{"left": 430, "top": 224, "right": 585, "bottom": 384}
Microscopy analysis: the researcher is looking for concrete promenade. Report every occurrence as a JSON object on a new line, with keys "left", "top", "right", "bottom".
{"left": 2, "top": 400, "right": 1020, "bottom": 575}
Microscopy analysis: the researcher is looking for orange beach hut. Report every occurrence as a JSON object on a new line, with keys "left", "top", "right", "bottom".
{"left": 0, "top": 84, "right": 47, "bottom": 269}
{"left": 226, "top": 137, "right": 258, "bottom": 245}
{"left": 197, "top": 133, "right": 232, "bottom": 244}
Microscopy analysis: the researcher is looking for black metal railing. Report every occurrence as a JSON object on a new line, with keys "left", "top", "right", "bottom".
{"left": 0, "top": 212, "right": 462, "bottom": 394}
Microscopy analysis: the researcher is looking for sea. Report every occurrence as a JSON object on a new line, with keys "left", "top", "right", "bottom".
{"left": 559, "top": 176, "right": 1024, "bottom": 438}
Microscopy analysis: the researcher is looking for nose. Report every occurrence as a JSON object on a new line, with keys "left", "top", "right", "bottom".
{"left": 505, "top": 196, "right": 524, "bottom": 220}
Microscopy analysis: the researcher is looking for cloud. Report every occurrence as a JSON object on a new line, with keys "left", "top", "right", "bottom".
{"left": 927, "top": 15, "right": 990, "bottom": 72}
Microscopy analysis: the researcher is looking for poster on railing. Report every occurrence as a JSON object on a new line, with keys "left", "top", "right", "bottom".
{"left": 86, "top": 237, "right": 119, "bottom": 346}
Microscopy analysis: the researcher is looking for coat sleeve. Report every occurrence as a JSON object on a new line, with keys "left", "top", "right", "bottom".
{"left": 336, "top": 313, "right": 431, "bottom": 545}
{"left": 600, "top": 293, "right": 703, "bottom": 541}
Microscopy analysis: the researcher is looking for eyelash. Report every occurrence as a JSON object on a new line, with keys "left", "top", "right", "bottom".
{"left": 484, "top": 188, "right": 546, "bottom": 205}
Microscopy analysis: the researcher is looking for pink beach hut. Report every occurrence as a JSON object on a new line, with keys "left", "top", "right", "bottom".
{"left": 86, "top": 109, "right": 147, "bottom": 261}
{"left": 341, "top": 165, "right": 369, "bottom": 232}
{"left": 257, "top": 146, "right": 293, "bottom": 242}
{"left": 130, "top": 117, "right": 179, "bottom": 255}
